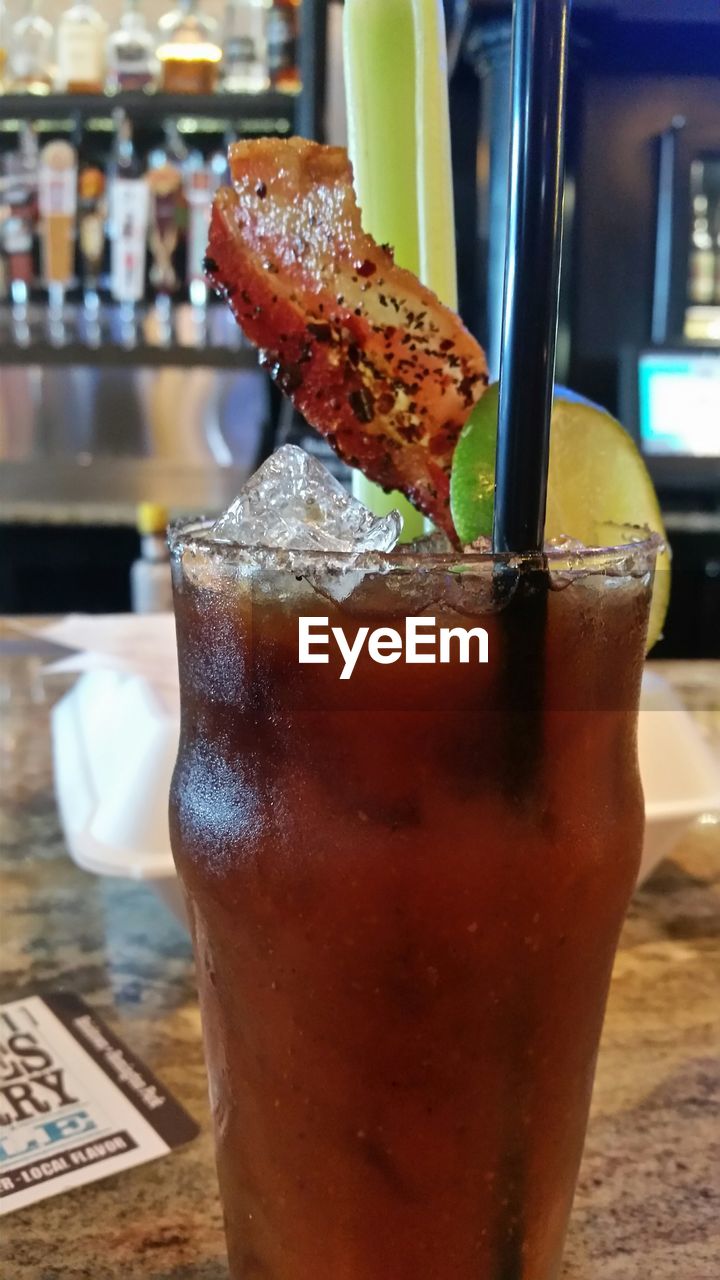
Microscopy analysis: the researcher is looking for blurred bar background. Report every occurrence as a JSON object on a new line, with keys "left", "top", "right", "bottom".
{"left": 0, "top": 0, "right": 718, "bottom": 655}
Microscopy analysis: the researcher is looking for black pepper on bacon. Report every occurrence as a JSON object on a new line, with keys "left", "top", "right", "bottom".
{"left": 205, "top": 136, "right": 488, "bottom": 537}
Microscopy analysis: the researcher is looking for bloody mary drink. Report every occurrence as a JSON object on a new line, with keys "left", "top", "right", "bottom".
{"left": 169, "top": 522, "right": 659, "bottom": 1280}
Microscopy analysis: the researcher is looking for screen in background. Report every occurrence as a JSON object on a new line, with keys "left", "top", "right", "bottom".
{"left": 638, "top": 352, "right": 720, "bottom": 457}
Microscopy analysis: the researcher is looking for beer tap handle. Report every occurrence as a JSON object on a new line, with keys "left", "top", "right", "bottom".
{"left": 184, "top": 151, "right": 222, "bottom": 340}
{"left": 38, "top": 140, "right": 79, "bottom": 347}
{"left": 78, "top": 167, "right": 107, "bottom": 347}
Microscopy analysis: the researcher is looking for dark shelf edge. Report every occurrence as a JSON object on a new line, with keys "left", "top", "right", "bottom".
{"left": 0, "top": 342, "right": 259, "bottom": 369}
{"left": 0, "top": 90, "right": 297, "bottom": 123}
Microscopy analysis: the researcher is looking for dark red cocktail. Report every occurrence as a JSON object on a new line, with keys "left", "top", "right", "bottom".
{"left": 170, "top": 531, "right": 658, "bottom": 1279}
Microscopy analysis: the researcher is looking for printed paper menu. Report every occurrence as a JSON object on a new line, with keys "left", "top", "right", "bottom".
{"left": 0, "top": 992, "right": 198, "bottom": 1214}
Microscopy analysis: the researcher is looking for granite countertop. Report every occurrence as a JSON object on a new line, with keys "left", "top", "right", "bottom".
{"left": 1, "top": 628, "right": 718, "bottom": 1279}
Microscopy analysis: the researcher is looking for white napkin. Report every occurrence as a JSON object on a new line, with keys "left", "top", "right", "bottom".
{"left": 30, "top": 613, "right": 179, "bottom": 711}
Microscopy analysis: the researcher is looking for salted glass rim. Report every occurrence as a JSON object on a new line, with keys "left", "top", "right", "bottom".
{"left": 168, "top": 518, "right": 664, "bottom": 576}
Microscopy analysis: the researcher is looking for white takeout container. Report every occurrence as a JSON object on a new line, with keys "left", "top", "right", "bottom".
{"left": 52, "top": 668, "right": 720, "bottom": 927}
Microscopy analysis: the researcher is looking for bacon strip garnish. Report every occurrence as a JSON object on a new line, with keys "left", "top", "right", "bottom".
{"left": 205, "top": 138, "right": 488, "bottom": 536}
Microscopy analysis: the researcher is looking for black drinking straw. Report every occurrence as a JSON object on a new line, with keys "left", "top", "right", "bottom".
{"left": 492, "top": 0, "right": 571, "bottom": 555}
{"left": 492, "top": 9, "right": 571, "bottom": 1269}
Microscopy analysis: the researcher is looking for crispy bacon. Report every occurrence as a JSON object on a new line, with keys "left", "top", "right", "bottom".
{"left": 205, "top": 138, "right": 488, "bottom": 536}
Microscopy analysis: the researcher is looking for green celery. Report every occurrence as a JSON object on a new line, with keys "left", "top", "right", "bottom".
{"left": 344, "top": 0, "right": 457, "bottom": 538}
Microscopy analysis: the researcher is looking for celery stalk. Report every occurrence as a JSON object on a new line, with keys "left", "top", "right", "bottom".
{"left": 344, "top": 0, "right": 457, "bottom": 536}
{"left": 413, "top": 0, "right": 458, "bottom": 309}
{"left": 343, "top": 0, "right": 421, "bottom": 277}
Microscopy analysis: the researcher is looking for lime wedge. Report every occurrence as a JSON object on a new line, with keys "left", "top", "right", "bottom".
{"left": 450, "top": 384, "right": 670, "bottom": 650}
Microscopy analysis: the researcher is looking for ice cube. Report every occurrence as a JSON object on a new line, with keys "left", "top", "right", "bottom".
{"left": 212, "top": 445, "right": 402, "bottom": 554}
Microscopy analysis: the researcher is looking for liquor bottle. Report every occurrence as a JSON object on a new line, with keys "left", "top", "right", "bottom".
{"left": 8, "top": 0, "right": 53, "bottom": 95}
{"left": 56, "top": 1, "right": 107, "bottom": 94}
{"left": 267, "top": 0, "right": 300, "bottom": 93}
{"left": 688, "top": 193, "right": 715, "bottom": 307}
{"left": 220, "top": 0, "right": 270, "bottom": 95}
{"left": 107, "top": 0, "right": 157, "bottom": 93}
{"left": 157, "top": 0, "right": 222, "bottom": 95}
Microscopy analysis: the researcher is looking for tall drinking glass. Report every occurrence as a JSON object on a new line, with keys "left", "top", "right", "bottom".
{"left": 169, "top": 526, "right": 660, "bottom": 1280}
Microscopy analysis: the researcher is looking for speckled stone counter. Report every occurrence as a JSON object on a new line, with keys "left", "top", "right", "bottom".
{"left": 1, "top": 627, "right": 718, "bottom": 1280}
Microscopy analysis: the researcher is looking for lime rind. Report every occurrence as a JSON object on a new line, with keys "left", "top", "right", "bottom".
{"left": 450, "top": 383, "right": 499, "bottom": 545}
{"left": 449, "top": 383, "right": 670, "bottom": 650}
